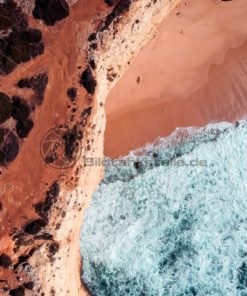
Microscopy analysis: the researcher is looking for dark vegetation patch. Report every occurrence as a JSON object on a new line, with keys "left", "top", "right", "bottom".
{"left": 11, "top": 96, "right": 31, "bottom": 121}
{"left": 42, "top": 126, "right": 82, "bottom": 167}
{"left": 9, "top": 286, "right": 25, "bottom": 296}
{"left": 19, "top": 28, "right": 42, "bottom": 44}
{"left": 24, "top": 218, "right": 47, "bottom": 235}
{"left": 0, "top": 92, "right": 12, "bottom": 124}
{"left": 23, "top": 282, "right": 34, "bottom": 290}
{"left": 0, "top": 128, "right": 19, "bottom": 166}
{"left": 45, "top": 155, "right": 57, "bottom": 164}
{"left": 67, "top": 87, "right": 77, "bottom": 101}
{"left": 104, "top": 0, "right": 119, "bottom": 6}
{"left": 79, "top": 67, "right": 97, "bottom": 94}
{"left": 17, "top": 73, "right": 48, "bottom": 105}
{"left": 35, "top": 181, "right": 60, "bottom": 219}
{"left": 90, "top": 43, "right": 98, "bottom": 50}
{"left": 16, "top": 119, "right": 34, "bottom": 139}
{"left": 88, "top": 33, "right": 97, "bottom": 42}
{"left": 27, "top": 72, "right": 48, "bottom": 104}
{"left": 0, "top": 28, "right": 44, "bottom": 75}
{"left": 100, "top": 0, "right": 132, "bottom": 31}
{"left": 0, "top": 253, "right": 12, "bottom": 268}
{"left": 63, "top": 127, "right": 81, "bottom": 159}
{"left": 33, "top": 0, "right": 69, "bottom": 26}
{"left": 0, "top": 0, "right": 27, "bottom": 31}
{"left": 16, "top": 78, "right": 30, "bottom": 88}
{"left": 0, "top": 1, "right": 44, "bottom": 75}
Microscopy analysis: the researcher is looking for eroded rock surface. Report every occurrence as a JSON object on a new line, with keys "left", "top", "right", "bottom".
{"left": 0, "top": 0, "right": 181, "bottom": 295}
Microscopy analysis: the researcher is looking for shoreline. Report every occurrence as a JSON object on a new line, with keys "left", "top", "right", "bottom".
{"left": 0, "top": 0, "right": 181, "bottom": 295}
{"left": 104, "top": 0, "right": 247, "bottom": 158}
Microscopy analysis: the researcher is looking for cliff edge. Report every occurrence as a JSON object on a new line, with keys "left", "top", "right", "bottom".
{"left": 0, "top": 0, "right": 179, "bottom": 295}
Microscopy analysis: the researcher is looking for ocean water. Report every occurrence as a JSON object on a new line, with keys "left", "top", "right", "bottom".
{"left": 80, "top": 121, "right": 247, "bottom": 296}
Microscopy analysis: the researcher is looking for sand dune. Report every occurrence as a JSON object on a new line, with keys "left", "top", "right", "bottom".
{"left": 105, "top": 0, "right": 247, "bottom": 158}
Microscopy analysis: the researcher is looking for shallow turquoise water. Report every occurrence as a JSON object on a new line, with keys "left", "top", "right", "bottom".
{"left": 80, "top": 121, "right": 247, "bottom": 296}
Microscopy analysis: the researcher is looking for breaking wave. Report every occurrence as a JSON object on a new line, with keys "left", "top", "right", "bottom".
{"left": 80, "top": 120, "right": 247, "bottom": 296}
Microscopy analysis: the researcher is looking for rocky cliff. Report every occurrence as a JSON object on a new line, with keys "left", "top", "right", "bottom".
{"left": 0, "top": 0, "right": 179, "bottom": 295}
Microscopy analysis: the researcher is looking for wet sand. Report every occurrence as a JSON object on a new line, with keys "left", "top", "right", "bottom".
{"left": 105, "top": 0, "right": 247, "bottom": 158}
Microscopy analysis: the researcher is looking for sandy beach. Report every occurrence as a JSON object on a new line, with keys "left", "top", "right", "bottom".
{"left": 1, "top": 0, "right": 247, "bottom": 294}
{"left": 104, "top": 0, "right": 247, "bottom": 158}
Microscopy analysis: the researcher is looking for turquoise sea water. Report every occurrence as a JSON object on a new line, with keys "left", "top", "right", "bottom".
{"left": 80, "top": 121, "right": 247, "bottom": 296}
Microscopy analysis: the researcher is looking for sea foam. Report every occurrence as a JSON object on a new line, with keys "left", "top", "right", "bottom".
{"left": 80, "top": 121, "right": 247, "bottom": 296}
